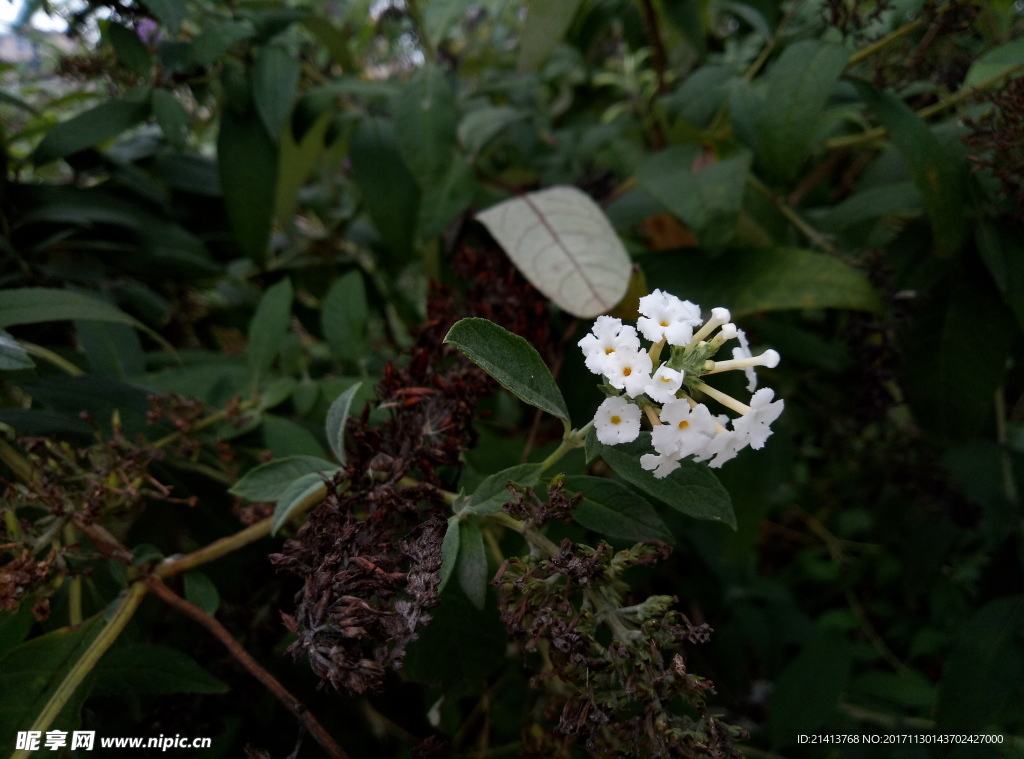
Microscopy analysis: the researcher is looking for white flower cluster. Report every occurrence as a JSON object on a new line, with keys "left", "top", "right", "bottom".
{"left": 579, "top": 289, "right": 784, "bottom": 477}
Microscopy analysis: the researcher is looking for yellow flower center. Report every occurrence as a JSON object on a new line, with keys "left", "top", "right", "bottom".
{"left": 623, "top": 367, "right": 632, "bottom": 377}
{"left": 660, "top": 320, "right": 669, "bottom": 327}
{"left": 678, "top": 420, "right": 689, "bottom": 430}
{"left": 604, "top": 347, "right": 615, "bottom": 354}
{"left": 610, "top": 415, "right": 621, "bottom": 425}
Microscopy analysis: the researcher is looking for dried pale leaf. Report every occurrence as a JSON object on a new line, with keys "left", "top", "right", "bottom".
{"left": 476, "top": 186, "right": 631, "bottom": 318}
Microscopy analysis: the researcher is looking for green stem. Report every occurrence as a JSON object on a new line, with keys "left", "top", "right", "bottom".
{"left": 13, "top": 582, "right": 148, "bottom": 759}
{"left": 746, "top": 174, "right": 838, "bottom": 254}
{"left": 0, "top": 437, "right": 33, "bottom": 482}
{"left": 537, "top": 422, "right": 593, "bottom": 474}
{"left": 18, "top": 340, "right": 84, "bottom": 376}
{"left": 825, "top": 64, "right": 1024, "bottom": 150}
{"left": 152, "top": 398, "right": 259, "bottom": 450}
{"left": 846, "top": 18, "right": 924, "bottom": 67}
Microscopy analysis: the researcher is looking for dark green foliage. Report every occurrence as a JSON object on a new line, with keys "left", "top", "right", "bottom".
{"left": 2, "top": 1, "right": 1023, "bottom": 757}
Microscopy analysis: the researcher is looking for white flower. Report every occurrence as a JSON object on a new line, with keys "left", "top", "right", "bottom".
{"left": 652, "top": 399, "right": 716, "bottom": 457}
{"left": 637, "top": 289, "right": 703, "bottom": 346}
{"left": 644, "top": 365, "right": 683, "bottom": 403}
{"left": 732, "top": 328, "right": 757, "bottom": 392}
{"left": 578, "top": 316, "right": 641, "bottom": 375}
{"left": 604, "top": 348, "right": 653, "bottom": 397}
{"left": 732, "top": 388, "right": 784, "bottom": 450}
{"left": 594, "top": 396, "right": 642, "bottom": 445}
{"left": 640, "top": 451, "right": 681, "bottom": 479}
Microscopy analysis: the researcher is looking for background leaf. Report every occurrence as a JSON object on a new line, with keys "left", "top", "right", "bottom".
{"left": 637, "top": 146, "right": 750, "bottom": 249}
{"left": 108, "top": 22, "right": 152, "bottom": 76}
{"left": 444, "top": 318, "right": 570, "bottom": 426}
{"left": 246, "top": 278, "right": 293, "bottom": 380}
{"left": 768, "top": 630, "right": 852, "bottom": 747}
{"left": 33, "top": 99, "right": 150, "bottom": 165}
{"left": 855, "top": 81, "right": 967, "bottom": 257}
{"left": 476, "top": 186, "right": 631, "bottom": 317}
{"left": 183, "top": 571, "right": 221, "bottom": 615}
{"left": 93, "top": 644, "right": 228, "bottom": 696}
{"left": 754, "top": 41, "right": 849, "bottom": 182}
{"left": 253, "top": 44, "right": 301, "bottom": 139}
{"left": 643, "top": 248, "right": 882, "bottom": 317}
{"left": 438, "top": 516, "right": 460, "bottom": 593}
{"left": 564, "top": 475, "right": 674, "bottom": 544}
{"left": 394, "top": 64, "right": 458, "bottom": 186}
{"left": 322, "top": 270, "right": 369, "bottom": 364}
{"left": 218, "top": 92, "right": 279, "bottom": 260}
{"left": 517, "top": 0, "right": 584, "bottom": 72}
{"left": 0, "top": 328, "right": 34, "bottom": 371}
{"left": 349, "top": 117, "right": 421, "bottom": 259}
{"left": 0, "top": 616, "right": 104, "bottom": 752}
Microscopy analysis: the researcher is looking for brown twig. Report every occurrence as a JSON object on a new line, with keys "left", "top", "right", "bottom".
{"left": 637, "top": 0, "right": 668, "bottom": 96}
{"left": 146, "top": 576, "right": 351, "bottom": 759}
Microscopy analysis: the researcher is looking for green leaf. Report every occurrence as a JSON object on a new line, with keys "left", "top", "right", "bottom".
{"left": 183, "top": 571, "right": 221, "bottom": 615}
{"left": 349, "top": 117, "right": 421, "bottom": 259}
{"left": 324, "top": 382, "right": 361, "bottom": 465}
{"left": 855, "top": 81, "right": 967, "bottom": 257}
{"left": 402, "top": 588, "right": 505, "bottom": 687}
{"left": 0, "top": 288, "right": 161, "bottom": 342}
{"left": 74, "top": 320, "right": 145, "bottom": 378}
{"left": 0, "top": 604, "right": 36, "bottom": 658}
{"left": 976, "top": 220, "right": 1024, "bottom": 332}
{"left": 151, "top": 88, "right": 189, "bottom": 149}
{"left": 271, "top": 473, "right": 329, "bottom": 535}
{"left": 262, "top": 414, "right": 328, "bottom": 459}
{"left": 637, "top": 146, "right": 751, "bottom": 249}
{"left": 563, "top": 475, "right": 674, "bottom": 544}
{"left": 33, "top": 99, "right": 150, "bottom": 165}
{"left": 444, "top": 318, "right": 570, "bottom": 426}
{"left": 93, "top": 644, "right": 228, "bottom": 696}
{"left": 476, "top": 186, "right": 631, "bottom": 317}
{"left": 188, "top": 20, "right": 255, "bottom": 67}
{"left": 218, "top": 90, "right": 278, "bottom": 261}
{"left": 964, "top": 38, "right": 1024, "bottom": 88}
{"left": 755, "top": 41, "right": 849, "bottom": 181}
{"left": 935, "top": 595, "right": 1024, "bottom": 732}
{"left": 517, "top": 0, "right": 584, "bottom": 72}
{"left": 768, "top": 630, "right": 851, "bottom": 747}
{"left": 462, "top": 463, "right": 543, "bottom": 516}
{"left": 141, "top": 0, "right": 186, "bottom": 34}
{"left": 299, "top": 17, "right": 355, "bottom": 71}
{"left": 276, "top": 110, "right": 331, "bottom": 225}
{"left": 108, "top": 22, "right": 152, "bottom": 76}
{"left": 457, "top": 521, "right": 488, "bottom": 609}
{"left": 424, "top": 0, "right": 476, "bottom": 43}
{"left": 253, "top": 44, "right": 301, "bottom": 139}
{"left": 589, "top": 430, "right": 735, "bottom": 529}
{"left": 457, "top": 105, "right": 527, "bottom": 155}
{"left": 438, "top": 516, "right": 460, "bottom": 593}
{"left": 851, "top": 670, "right": 935, "bottom": 708}
{"left": 0, "top": 615, "right": 104, "bottom": 752}
{"left": 395, "top": 64, "right": 458, "bottom": 185}
{"left": 0, "top": 328, "right": 34, "bottom": 371}
{"left": 904, "top": 271, "right": 1012, "bottom": 441}
{"left": 246, "top": 278, "right": 293, "bottom": 379}
{"left": 230, "top": 455, "right": 339, "bottom": 501}
{"left": 417, "top": 156, "right": 476, "bottom": 239}
{"left": 643, "top": 248, "right": 882, "bottom": 317}
{"left": 322, "top": 270, "right": 369, "bottom": 363}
